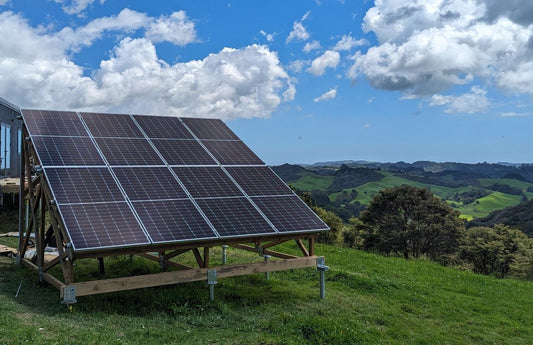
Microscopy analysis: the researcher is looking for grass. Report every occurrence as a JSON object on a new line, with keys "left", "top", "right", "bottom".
{"left": 288, "top": 172, "right": 334, "bottom": 191}
{"left": 456, "top": 192, "right": 523, "bottom": 220}
{"left": 1, "top": 209, "right": 532, "bottom": 344}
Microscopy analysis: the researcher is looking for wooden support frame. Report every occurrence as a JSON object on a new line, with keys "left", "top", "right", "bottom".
{"left": 17, "top": 123, "right": 328, "bottom": 304}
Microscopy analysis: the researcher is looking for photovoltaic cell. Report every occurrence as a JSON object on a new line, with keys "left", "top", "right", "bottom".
{"left": 32, "top": 136, "right": 105, "bottom": 166}
{"left": 151, "top": 139, "right": 216, "bottom": 165}
{"left": 251, "top": 195, "right": 328, "bottom": 233}
{"left": 81, "top": 112, "right": 144, "bottom": 138}
{"left": 22, "top": 109, "right": 88, "bottom": 137}
{"left": 132, "top": 199, "right": 217, "bottom": 243}
{"left": 113, "top": 166, "right": 188, "bottom": 201}
{"left": 45, "top": 167, "right": 124, "bottom": 204}
{"left": 225, "top": 166, "right": 293, "bottom": 196}
{"left": 182, "top": 117, "right": 239, "bottom": 140}
{"left": 95, "top": 138, "right": 164, "bottom": 165}
{"left": 60, "top": 202, "right": 150, "bottom": 251}
{"left": 202, "top": 140, "right": 264, "bottom": 165}
{"left": 134, "top": 115, "right": 193, "bottom": 139}
{"left": 196, "top": 197, "right": 276, "bottom": 237}
{"left": 173, "top": 167, "right": 243, "bottom": 198}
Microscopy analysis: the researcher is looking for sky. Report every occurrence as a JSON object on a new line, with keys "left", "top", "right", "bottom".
{"left": 1, "top": 0, "right": 533, "bottom": 165}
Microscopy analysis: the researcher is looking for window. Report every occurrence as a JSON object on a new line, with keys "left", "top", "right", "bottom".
{"left": 18, "top": 128, "right": 22, "bottom": 155}
{"left": 1, "top": 122, "right": 10, "bottom": 170}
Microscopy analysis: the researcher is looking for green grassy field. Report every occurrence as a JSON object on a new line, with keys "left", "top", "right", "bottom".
{"left": 288, "top": 172, "right": 334, "bottom": 191}
{"left": 1, "top": 209, "right": 532, "bottom": 344}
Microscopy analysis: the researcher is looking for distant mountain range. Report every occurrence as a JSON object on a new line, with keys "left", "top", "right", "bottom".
{"left": 272, "top": 161, "right": 533, "bottom": 237}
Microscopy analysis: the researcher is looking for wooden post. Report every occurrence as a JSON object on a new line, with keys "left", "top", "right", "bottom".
{"left": 203, "top": 247, "right": 210, "bottom": 268}
{"left": 308, "top": 237, "right": 315, "bottom": 256}
{"left": 192, "top": 248, "right": 204, "bottom": 268}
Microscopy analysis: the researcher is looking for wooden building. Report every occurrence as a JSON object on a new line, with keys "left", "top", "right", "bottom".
{"left": 0, "top": 97, "right": 22, "bottom": 177}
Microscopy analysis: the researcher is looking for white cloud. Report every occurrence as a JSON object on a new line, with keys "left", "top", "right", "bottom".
{"left": 286, "top": 59, "right": 309, "bottom": 73}
{"left": 500, "top": 112, "right": 533, "bottom": 117}
{"left": 314, "top": 87, "right": 337, "bottom": 102}
{"left": 53, "top": 0, "right": 104, "bottom": 15}
{"left": 307, "top": 50, "right": 340, "bottom": 76}
{"left": 303, "top": 40, "right": 321, "bottom": 53}
{"left": 259, "top": 30, "right": 274, "bottom": 42}
{"left": 0, "top": 11, "right": 294, "bottom": 120}
{"left": 286, "top": 11, "right": 311, "bottom": 44}
{"left": 145, "top": 11, "right": 197, "bottom": 45}
{"left": 0, "top": 0, "right": 9, "bottom": 5}
{"left": 350, "top": 0, "right": 533, "bottom": 100}
{"left": 333, "top": 34, "right": 367, "bottom": 51}
{"left": 429, "top": 86, "right": 490, "bottom": 114}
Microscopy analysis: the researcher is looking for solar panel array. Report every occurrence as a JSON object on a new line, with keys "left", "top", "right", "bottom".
{"left": 22, "top": 109, "right": 329, "bottom": 252}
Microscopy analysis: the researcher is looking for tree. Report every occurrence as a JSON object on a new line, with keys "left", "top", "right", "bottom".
{"left": 356, "top": 185, "right": 465, "bottom": 261}
{"left": 460, "top": 225, "right": 533, "bottom": 279}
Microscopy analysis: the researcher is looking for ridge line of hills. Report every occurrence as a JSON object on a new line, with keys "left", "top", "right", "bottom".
{"left": 271, "top": 161, "right": 533, "bottom": 237}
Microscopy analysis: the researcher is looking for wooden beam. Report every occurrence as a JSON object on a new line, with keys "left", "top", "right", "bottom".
{"left": 203, "top": 247, "right": 210, "bottom": 268}
{"left": 71, "top": 256, "right": 321, "bottom": 297}
{"left": 296, "top": 239, "right": 310, "bottom": 257}
{"left": 138, "top": 253, "right": 194, "bottom": 270}
{"left": 164, "top": 248, "right": 190, "bottom": 260}
{"left": 21, "top": 258, "right": 65, "bottom": 291}
{"left": 230, "top": 244, "right": 299, "bottom": 259}
{"left": 308, "top": 237, "right": 315, "bottom": 256}
{"left": 262, "top": 239, "right": 289, "bottom": 249}
{"left": 192, "top": 248, "right": 204, "bottom": 268}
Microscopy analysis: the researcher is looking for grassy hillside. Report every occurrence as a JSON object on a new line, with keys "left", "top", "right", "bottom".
{"left": 1, "top": 222, "right": 532, "bottom": 344}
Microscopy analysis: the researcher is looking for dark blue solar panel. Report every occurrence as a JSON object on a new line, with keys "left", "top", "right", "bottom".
{"left": 60, "top": 202, "right": 150, "bottom": 251}
{"left": 45, "top": 167, "right": 124, "bottom": 204}
{"left": 80, "top": 112, "right": 144, "bottom": 138}
{"left": 22, "top": 109, "right": 88, "bottom": 137}
{"left": 134, "top": 115, "right": 193, "bottom": 139}
{"left": 182, "top": 117, "right": 239, "bottom": 140}
{"left": 196, "top": 197, "right": 276, "bottom": 237}
{"left": 95, "top": 138, "right": 164, "bottom": 165}
{"left": 32, "top": 136, "right": 105, "bottom": 166}
{"left": 132, "top": 199, "right": 217, "bottom": 243}
{"left": 202, "top": 140, "right": 264, "bottom": 165}
{"left": 251, "top": 195, "right": 328, "bottom": 233}
{"left": 173, "top": 167, "right": 243, "bottom": 198}
{"left": 113, "top": 166, "right": 188, "bottom": 201}
{"left": 151, "top": 139, "right": 216, "bottom": 165}
{"left": 225, "top": 166, "right": 293, "bottom": 196}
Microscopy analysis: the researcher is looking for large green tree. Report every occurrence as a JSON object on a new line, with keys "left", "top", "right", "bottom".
{"left": 356, "top": 185, "right": 465, "bottom": 261}
{"left": 460, "top": 225, "right": 533, "bottom": 279}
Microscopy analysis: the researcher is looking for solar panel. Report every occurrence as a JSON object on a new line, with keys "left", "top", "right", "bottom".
{"left": 81, "top": 112, "right": 144, "bottom": 138}
{"left": 134, "top": 115, "right": 193, "bottom": 139}
{"left": 22, "top": 109, "right": 88, "bottom": 137}
{"left": 196, "top": 197, "right": 276, "bottom": 237}
{"left": 202, "top": 140, "right": 264, "bottom": 165}
{"left": 132, "top": 199, "right": 217, "bottom": 243}
{"left": 151, "top": 139, "right": 216, "bottom": 166}
{"left": 113, "top": 166, "right": 188, "bottom": 201}
{"left": 32, "top": 136, "right": 105, "bottom": 166}
{"left": 23, "top": 109, "right": 329, "bottom": 253}
{"left": 45, "top": 167, "right": 124, "bottom": 204}
{"left": 173, "top": 167, "right": 243, "bottom": 198}
{"left": 182, "top": 117, "right": 239, "bottom": 140}
{"left": 60, "top": 202, "right": 150, "bottom": 251}
{"left": 225, "top": 166, "right": 293, "bottom": 196}
{"left": 251, "top": 195, "right": 329, "bottom": 233}
{"left": 95, "top": 138, "right": 164, "bottom": 165}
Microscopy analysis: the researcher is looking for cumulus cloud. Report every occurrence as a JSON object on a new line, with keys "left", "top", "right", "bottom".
{"left": 286, "top": 59, "right": 309, "bottom": 73}
{"left": 0, "top": 11, "right": 293, "bottom": 120}
{"left": 500, "top": 111, "right": 533, "bottom": 117}
{"left": 349, "top": 0, "right": 533, "bottom": 103}
{"left": 303, "top": 40, "right": 321, "bottom": 53}
{"left": 333, "top": 34, "right": 367, "bottom": 51}
{"left": 308, "top": 50, "right": 340, "bottom": 76}
{"left": 314, "top": 87, "right": 337, "bottom": 102}
{"left": 145, "top": 11, "right": 197, "bottom": 45}
{"left": 259, "top": 30, "right": 274, "bottom": 42}
{"left": 286, "top": 11, "right": 311, "bottom": 44}
{"left": 429, "top": 86, "right": 490, "bottom": 114}
{"left": 53, "top": 0, "right": 103, "bottom": 15}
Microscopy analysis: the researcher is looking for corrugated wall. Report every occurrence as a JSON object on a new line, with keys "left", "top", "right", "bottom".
{"left": 0, "top": 98, "right": 22, "bottom": 177}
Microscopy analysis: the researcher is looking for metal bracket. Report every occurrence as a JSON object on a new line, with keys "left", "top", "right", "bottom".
{"left": 221, "top": 245, "right": 228, "bottom": 265}
{"left": 207, "top": 269, "right": 217, "bottom": 301}
{"left": 316, "top": 257, "right": 329, "bottom": 272}
{"left": 66, "top": 243, "right": 74, "bottom": 261}
{"left": 263, "top": 255, "right": 272, "bottom": 280}
{"left": 61, "top": 286, "right": 77, "bottom": 305}
{"left": 316, "top": 257, "right": 329, "bottom": 299}
{"left": 256, "top": 245, "right": 264, "bottom": 256}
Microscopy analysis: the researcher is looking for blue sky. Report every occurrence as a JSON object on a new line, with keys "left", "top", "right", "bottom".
{"left": 1, "top": 0, "right": 533, "bottom": 165}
